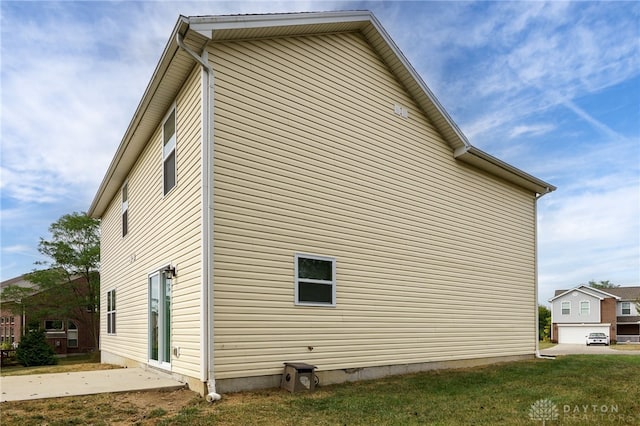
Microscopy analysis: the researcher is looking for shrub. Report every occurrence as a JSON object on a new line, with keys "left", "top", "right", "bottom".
{"left": 16, "top": 329, "right": 57, "bottom": 367}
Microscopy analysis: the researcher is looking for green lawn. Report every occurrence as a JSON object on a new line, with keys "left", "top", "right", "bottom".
{"left": 2, "top": 355, "right": 639, "bottom": 425}
{"left": 0, "top": 353, "right": 116, "bottom": 377}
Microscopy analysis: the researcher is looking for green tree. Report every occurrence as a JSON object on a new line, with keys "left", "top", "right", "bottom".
{"left": 0, "top": 284, "right": 37, "bottom": 318}
{"left": 16, "top": 329, "right": 57, "bottom": 367}
{"left": 538, "top": 305, "right": 551, "bottom": 341}
{"left": 25, "top": 212, "right": 100, "bottom": 349}
{"left": 586, "top": 280, "right": 619, "bottom": 289}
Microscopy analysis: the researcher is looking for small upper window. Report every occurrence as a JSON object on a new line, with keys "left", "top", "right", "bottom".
{"left": 580, "top": 301, "right": 590, "bottom": 315}
{"left": 621, "top": 302, "right": 631, "bottom": 315}
{"left": 122, "top": 182, "right": 129, "bottom": 237}
{"left": 561, "top": 301, "right": 570, "bottom": 315}
{"left": 163, "top": 108, "right": 176, "bottom": 195}
{"left": 295, "top": 254, "right": 336, "bottom": 307}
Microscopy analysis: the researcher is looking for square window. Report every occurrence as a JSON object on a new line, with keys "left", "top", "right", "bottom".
{"left": 621, "top": 302, "right": 631, "bottom": 315}
{"left": 295, "top": 254, "right": 335, "bottom": 307}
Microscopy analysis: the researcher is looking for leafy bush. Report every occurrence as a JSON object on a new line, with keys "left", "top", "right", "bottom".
{"left": 16, "top": 329, "right": 57, "bottom": 367}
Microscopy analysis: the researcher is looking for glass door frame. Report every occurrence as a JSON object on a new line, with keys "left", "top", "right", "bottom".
{"left": 148, "top": 269, "right": 171, "bottom": 370}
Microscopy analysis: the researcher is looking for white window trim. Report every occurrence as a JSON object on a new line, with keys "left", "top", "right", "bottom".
{"left": 107, "top": 288, "right": 116, "bottom": 335}
{"left": 148, "top": 267, "right": 172, "bottom": 370}
{"left": 580, "top": 300, "right": 590, "bottom": 316}
{"left": 294, "top": 253, "right": 336, "bottom": 307}
{"left": 561, "top": 301, "right": 571, "bottom": 315}
{"left": 162, "top": 106, "right": 177, "bottom": 196}
{"left": 621, "top": 301, "right": 631, "bottom": 315}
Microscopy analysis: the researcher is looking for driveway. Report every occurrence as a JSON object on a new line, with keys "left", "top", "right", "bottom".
{"left": 540, "top": 344, "right": 640, "bottom": 356}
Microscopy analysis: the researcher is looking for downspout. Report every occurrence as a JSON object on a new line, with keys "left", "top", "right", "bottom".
{"left": 533, "top": 196, "right": 555, "bottom": 360}
{"left": 176, "top": 33, "right": 221, "bottom": 401}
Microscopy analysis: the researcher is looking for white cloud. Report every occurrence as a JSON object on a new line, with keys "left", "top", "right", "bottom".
{"left": 2, "top": 245, "right": 34, "bottom": 255}
{"left": 509, "top": 124, "right": 555, "bottom": 139}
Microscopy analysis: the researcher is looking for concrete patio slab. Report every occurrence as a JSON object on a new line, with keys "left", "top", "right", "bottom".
{"left": 0, "top": 367, "right": 185, "bottom": 402}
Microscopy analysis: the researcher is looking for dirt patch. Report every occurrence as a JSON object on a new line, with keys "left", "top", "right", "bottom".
{"left": 1, "top": 388, "right": 202, "bottom": 425}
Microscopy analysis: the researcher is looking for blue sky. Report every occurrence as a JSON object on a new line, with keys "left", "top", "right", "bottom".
{"left": 1, "top": 1, "right": 638, "bottom": 304}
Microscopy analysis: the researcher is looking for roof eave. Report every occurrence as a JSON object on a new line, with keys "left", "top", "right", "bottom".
{"left": 189, "top": 10, "right": 372, "bottom": 37}
{"left": 88, "top": 11, "right": 556, "bottom": 217}
{"left": 363, "top": 15, "right": 555, "bottom": 197}
{"left": 88, "top": 16, "right": 191, "bottom": 218}
{"left": 455, "top": 146, "right": 556, "bottom": 197}
{"left": 549, "top": 285, "right": 621, "bottom": 302}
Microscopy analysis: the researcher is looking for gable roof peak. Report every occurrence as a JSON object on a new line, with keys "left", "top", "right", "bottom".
{"left": 88, "top": 10, "right": 555, "bottom": 218}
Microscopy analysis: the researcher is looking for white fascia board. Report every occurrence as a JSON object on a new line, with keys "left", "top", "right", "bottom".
{"left": 188, "top": 11, "right": 372, "bottom": 38}
{"left": 89, "top": 17, "right": 190, "bottom": 217}
{"left": 455, "top": 146, "right": 556, "bottom": 196}
{"left": 549, "top": 286, "right": 606, "bottom": 302}
{"left": 365, "top": 13, "right": 471, "bottom": 151}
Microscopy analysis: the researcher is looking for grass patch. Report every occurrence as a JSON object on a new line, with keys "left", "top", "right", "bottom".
{"left": 612, "top": 343, "right": 640, "bottom": 351}
{"left": 1, "top": 353, "right": 119, "bottom": 377}
{"left": 2, "top": 356, "right": 639, "bottom": 425}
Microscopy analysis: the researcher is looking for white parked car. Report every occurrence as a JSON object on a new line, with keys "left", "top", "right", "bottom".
{"left": 586, "top": 332, "right": 609, "bottom": 346}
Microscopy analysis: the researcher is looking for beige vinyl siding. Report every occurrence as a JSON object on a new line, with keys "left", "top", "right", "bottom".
{"left": 100, "top": 66, "right": 203, "bottom": 379}
{"left": 210, "top": 32, "right": 536, "bottom": 380}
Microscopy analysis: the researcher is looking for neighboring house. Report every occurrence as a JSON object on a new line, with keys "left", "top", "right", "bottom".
{"left": 549, "top": 285, "right": 640, "bottom": 344}
{"left": 0, "top": 275, "right": 97, "bottom": 355}
{"left": 88, "top": 11, "right": 555, "bottom": 396}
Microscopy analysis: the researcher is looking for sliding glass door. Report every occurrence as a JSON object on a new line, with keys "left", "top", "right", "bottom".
{"left": 149, "top": 271, "right": 171, "bottom": 369}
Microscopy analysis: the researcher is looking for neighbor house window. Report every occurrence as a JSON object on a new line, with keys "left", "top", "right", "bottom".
{"left": 580, "top": 301, "right": 590, "bottom": 315}
{"left": 295, "top": 254, "right": 336, "bottom": 307}
{"left": 163, "top": 108, "right": 176, "bottom": 195}
{"left": 561, "top": 301, "right": 570, "bottom": 315}
{"left": 122, "top": 182, "right": 129, "bottom": 237}
{"left": 107, "top": 289, "right": 116, "bottom": 334}
{"left": 44, "top": 320, "right": 63, "bottom": 331}
{"left": 67, "top": 321, "right": 78, "bottom": 348}
{"left": 621, "top": 302, "right": 631, "bottom": 315}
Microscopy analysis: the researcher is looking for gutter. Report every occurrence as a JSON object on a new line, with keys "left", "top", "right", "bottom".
{"left": 175, "top": 32, "right": 220, "bottom": 402}
{"left": 454, "top": 146, "right": 556, "bottom": 198}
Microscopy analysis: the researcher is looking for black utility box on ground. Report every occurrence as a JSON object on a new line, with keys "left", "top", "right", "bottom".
{"left": 281, "top": 362, "right": 317, "bottom": 393}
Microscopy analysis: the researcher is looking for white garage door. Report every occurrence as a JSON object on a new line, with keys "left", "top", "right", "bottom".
{"left": 557, "top": 324, "right": 610, "bottom": 344}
